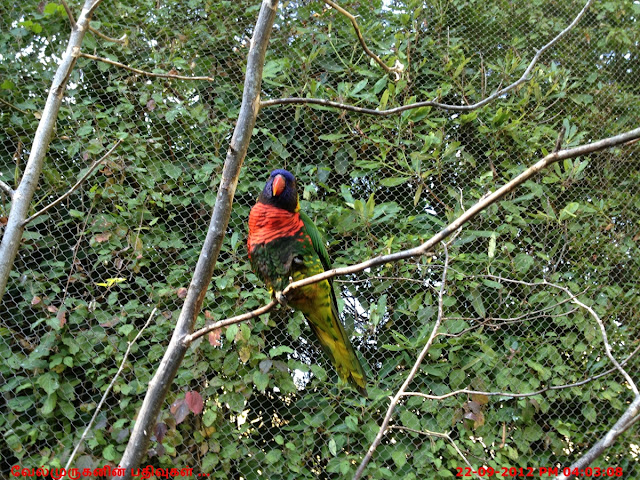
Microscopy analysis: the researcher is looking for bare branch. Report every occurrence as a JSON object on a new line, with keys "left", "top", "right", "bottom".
{"left": 23, "top": 139, "right": 123, "bottom": 226}
{"left": 555, "top": 396, "right": 640, "bottom": 480}
{"left": 323, "top": 0, "right": 403, "bottom": 80}
{"left": 389, "top": 426, "right": 479, "bottom": 477}
{"left": 545, "top": 281, "right": 639, "bottom": 397}
{"left": 555, "top": 125, "right": 566, "bottom": 152}
{"left": 262, "top": 0, "right": 595, "bottom": 114}
{"left": 60, "top": 0, "right": 76, "bottom": 28}
{"left": 78, "top": 53, "right": 216, "bottom": 81}
{"left": 0, "top": 97, "right": 30, "bottom": 115}
{"left": 0, "top": 0, "right": 102, "bottom": 302}
{"left": 0, "top": 180, "right": 14, "bottom": 197}
{"left": 183, "top": 126, "right": 640, "bottom": 346}
{"left": 64, "top": 308, "right": 157, "bottom": 471}
{"left": 114, "top": 1, "right": 280, "bottom": 476}
{"left": 184, "top": 300, "right": 277, "bottom": 345}
{"left": 354, "top": 244, "right": 450, "bottom": 480}
{"left": 86, "top": 0, "right": 106, "bottom": 17}
{"left": 403, "top": 341, "right": 640, "bottom": 400}
{"left": 89, "top": 26, "right": 128, "bottom": 44}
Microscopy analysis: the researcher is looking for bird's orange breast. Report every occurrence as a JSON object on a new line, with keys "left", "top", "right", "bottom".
{"left": 247, "top": 202, "right": 304, "bottom": 255}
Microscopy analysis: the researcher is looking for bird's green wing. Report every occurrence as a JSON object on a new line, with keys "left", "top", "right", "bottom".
{"left": 299, "top": 210, "right": 332, "bottom": 273}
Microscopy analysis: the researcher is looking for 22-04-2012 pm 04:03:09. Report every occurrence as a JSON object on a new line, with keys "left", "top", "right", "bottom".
{"left": 456, "top": 466, "right": 625, "bottom": 477}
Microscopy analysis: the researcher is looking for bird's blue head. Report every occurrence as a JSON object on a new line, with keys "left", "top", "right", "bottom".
{"left": 259, "top": 169, "right": 299, "bottom": 212}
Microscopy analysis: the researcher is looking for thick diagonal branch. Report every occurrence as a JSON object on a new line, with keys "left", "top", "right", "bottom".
{"left": 184, "top": 126, "right": 640, "bottom": 345}
{"left": 112, "top": 1, "right": 279, "bottom": 477}
{"left": 0, "top": 0, "right": 100, "bottom": 302}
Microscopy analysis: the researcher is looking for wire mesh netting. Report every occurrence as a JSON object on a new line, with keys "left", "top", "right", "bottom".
{"left": 1, "top": 0, "right": 639, "bottom": 477}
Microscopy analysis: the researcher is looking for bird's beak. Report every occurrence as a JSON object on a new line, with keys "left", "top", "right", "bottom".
{"left": 272, "top": 174, "right": 286, "bottom": 197}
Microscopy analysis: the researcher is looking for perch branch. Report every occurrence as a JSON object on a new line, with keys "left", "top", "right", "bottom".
{"left": 262, "top": 0, "right": 594, "bottom": 114}
{"left": 185, "top": 126, "right": 640, "bottom": 344}
{"left": 23, "top": 139, "right": 123, "bottom": 225}
{"left": 323, "top": 0, "right": 403, "bottom": 80}
{"left": 78, "top": 53, "right": 216, "bottom": 81}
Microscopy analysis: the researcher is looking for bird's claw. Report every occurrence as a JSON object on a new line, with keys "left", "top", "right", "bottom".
{"left": 275, "top": 291, "right": 288, "bottom": 307}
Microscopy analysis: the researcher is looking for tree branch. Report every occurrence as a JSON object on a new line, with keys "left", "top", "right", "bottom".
{"left": 323, "top": 0, "right": 403, "bottom": 80}
{"left": 89, "top": 26, "right": 128, "bottom": 44}
{"left": 402, "top": 342, "right": 640, "bottom": 401}
{"left": 353, "top": 243, "right": 450, "bottom": 479}
{"left": 0, "top": 97, "right": 29, "bottom": 115}
{"left": 23, "top": 139, "right": 123, "bottom": 226}
{"left": 64, "top": 308, "right": 157, "bottom": 471}
{"left": 0, "top": 180, "right": 14, "bottom": 197}
{"left": 184, "top": 126, "right": 640, "bottom": 345}
{"left": 184, "top": 300, "right": 277, "bottom": 345}
{"left": 0, "top": 0, "right": 100, "bottom": 302}
{"left": 261, "top": 0, "right": 594, "bottom": 114}
{"left": 555, "top": 396, "right": 640, "bottom": 480}
{"left": 60, "top": 0, "right": 76, "bottom": 28}
{"left": 78, "top": 53, "right": 215, "bottom": 81}
{"left": 113, "top": 1, "right": 279, "bottom": 477}
{"left": 546, "top": 282, "right": 639, "bottom": 396}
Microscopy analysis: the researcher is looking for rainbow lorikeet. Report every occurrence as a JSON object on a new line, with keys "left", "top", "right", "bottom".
{"left": 247, "top": 169, "right": 368, "bottom": 395}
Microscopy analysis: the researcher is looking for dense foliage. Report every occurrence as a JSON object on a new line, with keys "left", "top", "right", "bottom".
{"left": 1, "top": 0, "right": 639, "bottom": 477}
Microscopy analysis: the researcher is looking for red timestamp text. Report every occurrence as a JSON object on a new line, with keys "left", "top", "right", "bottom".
{"left": 456, "top": 466, "right": 624, "bottom": 477}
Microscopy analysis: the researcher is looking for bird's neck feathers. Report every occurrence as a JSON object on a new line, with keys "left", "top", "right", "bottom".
{"left": 248, "top": 202, "right": 304, "bottom": 251}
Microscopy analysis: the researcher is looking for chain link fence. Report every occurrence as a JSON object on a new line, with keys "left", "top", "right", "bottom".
{"left": 1, "top": 0, "right": 639, "bottom": 477}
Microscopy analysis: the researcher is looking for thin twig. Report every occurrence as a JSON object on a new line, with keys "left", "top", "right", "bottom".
{"left": 545, "top": 280, "right": 639, "bottom": 397}
{"left": 64, "top": 307, "right": 157, "bottom": 470}
{"left": 353, "top": 244, "right": 450, "bottom": 480}
{"left": 79, "top": 53, "right": 216, "bottom": 81}
{"left": 0, "top": 180, "right": 14, "bottom": 197}
{"left": 184, "top": 126, "right": 640, "bottom": 344}
{"left": 0, "top": 97, "right": 29, "bottom": 115}
{"left": 389, "top": 426, "right": 479, "bottom": 476}
{"left": 23, "top": 139, "right": 123, "bottom": 225}
{"left": 262, "top": 0, "right": 595, "bottom": 113}
{"left": 555, "top": 125, "right": 566, "bottom": 152}
{"left": 89, "top": 26, "right": 128, "bottom": 44}
{"left": 403, "top": 341, "right": 640, "bottom": 401}
{"left": 323, "top": 0, "right": 403, "bottom": 80}
{"left": 60, "top": 0, "right": 76, "bottom": 28}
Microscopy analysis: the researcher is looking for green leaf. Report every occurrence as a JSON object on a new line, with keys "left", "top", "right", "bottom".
{"left": 328, "top": 438, "right": 337, "bottom": 456}
{"left": 399, "top": 409, "right": 420, "bottom": 430}
{"left": 41, "top": 393, "right": 57, "bottom": 415}
{"left": 380, "top": 176, "right": 410, "bottom": 187}
{"left": 37, "top": 372, "right": 59, "bottom": 395}
{"left": 513, "top": 253, "right": 534, "bottom": 274}
{"left": 379, "top": 89, "right": 390, "bottom": 110}
{"left": 265, "top": 449, "right": 282, "bottom": 464}
{"left": 391, "top": 450, "right": 407, "bottom": 469}
{"left": 253, "top": 371, "right": 269, "bottom": 392}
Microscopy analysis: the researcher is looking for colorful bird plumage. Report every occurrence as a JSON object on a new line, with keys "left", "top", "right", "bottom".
{"left": 248, "top": 169, "right": 367, "bottom": 395}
